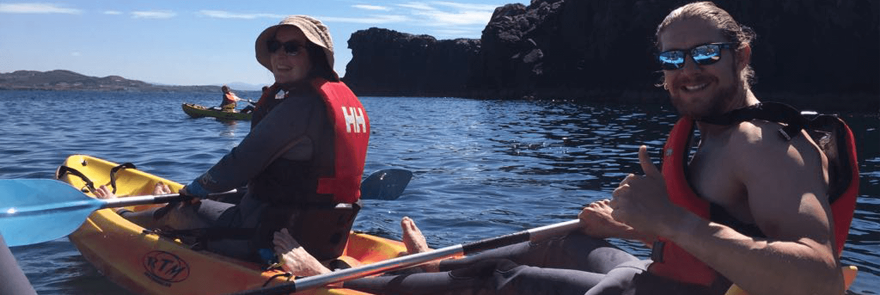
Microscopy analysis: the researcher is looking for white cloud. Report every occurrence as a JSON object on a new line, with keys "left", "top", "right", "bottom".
{"left": 416, "top": 9, "right": 492, "bottom": 26}
{"left": 0, "top": 3, "right": 81, "bottom": 14}
{"left": 196, "top": 9, "right": 405, "bottom": 25}
{"left": 70, "top": 52, "right": 81, "bottom": 57}
{"left": 433, "top": 2, "right": 498, "bottom": 12}
{"left": 433, "top": 28, "right": 478, "bottom": 37}
{"left": 198, "top": 10, "right": 282, "bottom": 19}
{"left": 104, "top": 10, "right": 122, "bottom": 15}
{"left": 353, "top": 4, "right": 392, "bottom": 11}
{"left": 190, "top": 1, "right": 501, "bottom": 37}
{"left": 320, "top": 14, "right": 410, "bottom": 25}
{"left": 132, "top": 10, "right": 176, "bottom": 19}
{"left": 397, "top": 2, "right": 498, "bottom": 26}
{"left": 397, "top": 2, "right": 434, "bottom": 11}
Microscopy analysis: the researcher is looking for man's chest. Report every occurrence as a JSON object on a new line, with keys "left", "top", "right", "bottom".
{"left": 686, "top": 149, "right": 753, "bottom": 223}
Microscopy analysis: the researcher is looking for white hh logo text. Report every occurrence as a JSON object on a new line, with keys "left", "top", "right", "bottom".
{"left": 341, "top": 106, "right": 366, "bottom": 133}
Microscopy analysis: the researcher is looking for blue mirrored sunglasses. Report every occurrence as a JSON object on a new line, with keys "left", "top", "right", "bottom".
{"left": 267, "top": 39, "right": 304, "bottom": 56}
{"left": 657, "top": 42, "right": 737, "bottom": 70}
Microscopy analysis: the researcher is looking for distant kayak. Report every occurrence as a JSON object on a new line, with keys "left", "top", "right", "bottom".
{"left": 182, "top": 103, "right": 252, "bottom": 121}
{"left": 58, "top": 154, "right": 407, "bottom": 295}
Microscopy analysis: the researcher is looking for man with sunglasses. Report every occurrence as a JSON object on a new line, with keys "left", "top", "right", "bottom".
{"left": 343, "top": 2, "right": 856, "bottom": 295}
{"left": 605, "top": 1, "right": 856, "bottom": 294}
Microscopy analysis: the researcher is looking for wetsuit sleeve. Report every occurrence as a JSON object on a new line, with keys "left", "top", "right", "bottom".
{"left": 192, "top": 94, "right": 321, "bottom": 193}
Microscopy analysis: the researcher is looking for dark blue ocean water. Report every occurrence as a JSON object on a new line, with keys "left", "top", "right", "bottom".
{"left": 0, "top": 90, "right": 877, "bottom": 294}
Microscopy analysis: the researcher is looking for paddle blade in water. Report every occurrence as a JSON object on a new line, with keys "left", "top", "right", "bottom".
{"left": 0, "top": 179, "right": 103, "bottom": 247}
{"left": 360, "top": 169, "right": 413, "bottom": 200}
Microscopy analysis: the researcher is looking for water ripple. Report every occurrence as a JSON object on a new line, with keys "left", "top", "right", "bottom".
{"left": 1, "top": 92, "right": 877, "bottom": 294}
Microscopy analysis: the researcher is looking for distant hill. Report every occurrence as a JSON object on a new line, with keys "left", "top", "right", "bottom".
{"left": 0, "top": 70, "right": 218, "bottom": 92}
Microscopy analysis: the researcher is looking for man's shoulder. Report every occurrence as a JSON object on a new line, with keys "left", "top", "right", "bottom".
{"left": 726, "top": 120, "right": 825, "bottom": 173}
{"left": 730, "top": 119, "right": 820, "bottom": 149}
{"left": 727, "top": 120, "right": 787, "bottom": 148}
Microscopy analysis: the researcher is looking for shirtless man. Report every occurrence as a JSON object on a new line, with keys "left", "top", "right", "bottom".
{"left": 280, "top": 2, "right": 851, "bottom": 294}
{"left": 611, "top": 1, "right": 843, "bottom": 293}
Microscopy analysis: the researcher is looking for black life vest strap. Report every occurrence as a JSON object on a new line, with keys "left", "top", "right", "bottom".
{"left": 698, "top": 102, "right": 854, "bottom": 204}
{"left": 698, "top": 102, "right": 808, "bottom": 141}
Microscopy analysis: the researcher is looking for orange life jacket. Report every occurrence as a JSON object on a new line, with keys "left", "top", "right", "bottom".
{"left": 221, "top": 92, "right": 237, "bottom": 110}
{"left": 649, "top": 102, "right": 859, "bottom": 286}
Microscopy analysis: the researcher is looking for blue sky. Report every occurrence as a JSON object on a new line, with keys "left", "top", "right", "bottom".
{"left": 0, "top": 0, "right": 527, "bottom": 87}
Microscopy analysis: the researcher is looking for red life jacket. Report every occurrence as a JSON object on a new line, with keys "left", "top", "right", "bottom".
{"left": 248, "top": 78, "right": 369, "bottom": 260}
{"left": 250, "top": 78, "right": 369, "bottom": 204}
{"left": 649, "top": 102, "right": 860, "bottom": 286}
{"left": 312, "top": 78, "right": 370, "bottom": 203}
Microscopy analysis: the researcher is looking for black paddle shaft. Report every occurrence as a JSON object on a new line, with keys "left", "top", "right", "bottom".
{"left": 227, "top": 220, "right": 581, "bottom": 295}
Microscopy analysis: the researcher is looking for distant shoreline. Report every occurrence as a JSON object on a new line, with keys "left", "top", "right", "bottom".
{"left": 0, "top": 86, "right": 220, "bottom": 93}
{"left": 0, "top": 70, "right": 219, "bottom": 93}
{"left": 2, "top": 69, "right": 876, "bottom": 113}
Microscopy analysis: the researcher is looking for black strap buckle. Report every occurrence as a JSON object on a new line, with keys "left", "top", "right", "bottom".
{"left": 651, "top": 240, "right": 665, "bottom": 263}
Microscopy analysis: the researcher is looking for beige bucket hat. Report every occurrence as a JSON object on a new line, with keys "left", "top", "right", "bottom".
{"left": 255, "top": 15, "right": 334, "bottom": 72}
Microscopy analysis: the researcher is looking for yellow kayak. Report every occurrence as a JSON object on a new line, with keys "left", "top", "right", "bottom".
{"left": 182, "top": 103, "right": 252, "bottom": 121}
{"left": 58, "top": 154, "right": 406, "bottom": 295}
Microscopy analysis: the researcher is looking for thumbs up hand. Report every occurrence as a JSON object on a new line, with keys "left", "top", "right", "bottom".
{"left": 610, "top": 145, "right": 687, "bottom": 237}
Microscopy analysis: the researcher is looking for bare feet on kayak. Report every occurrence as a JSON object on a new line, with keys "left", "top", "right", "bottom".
{"left": 96, "top": 182, "right": 171, "bottom": 199}
{"left": 273, "top": 228, "right": 332, "bottom": 277}
{"left": 93, "top": 185, "right": 115, "bottom": 199}
{"left": 578, "top": 199, "right": 636, "bottom": 239}
{"left": 152, "top": 182, "right": 171, "bottom": 194}
{"left": 400, "top": 216, "right": 440, "bottom": 272}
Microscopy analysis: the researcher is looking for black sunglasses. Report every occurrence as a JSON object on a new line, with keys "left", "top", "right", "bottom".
{"left": 267, "top": 39, "right": 304, "bottom": 56}
{"left": 657, "top": 42, "right": 737, "bottom": 70}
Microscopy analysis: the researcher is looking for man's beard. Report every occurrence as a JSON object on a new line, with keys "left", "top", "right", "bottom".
{"left": 669, "top": 71, "right": 741, "bottom": 120}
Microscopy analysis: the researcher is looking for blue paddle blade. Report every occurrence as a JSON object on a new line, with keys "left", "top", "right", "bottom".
{"left": 0, "top": 179, "right": 103, "bottom": 247}
{"left": 360, "top": 169, "right": 413, "bottom": 200}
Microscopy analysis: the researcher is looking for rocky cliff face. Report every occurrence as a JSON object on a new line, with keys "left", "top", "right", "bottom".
{"left": 344, "top": 0, "right": 879, "bottom": 110}
{"left": 344, "top": 28, "right": 480, "bottom": 97}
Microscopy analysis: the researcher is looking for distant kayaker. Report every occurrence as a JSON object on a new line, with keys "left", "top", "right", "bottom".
{"left": 220, "top": 84, "right": 243, "bottom": 112}
{"left": 99, "top": 15, "right": 369, "bottom": 277}
{"left": 333, "top": 2, "right": 859, "bottom": 294}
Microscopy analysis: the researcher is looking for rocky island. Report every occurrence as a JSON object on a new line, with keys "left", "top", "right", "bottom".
{"left": 342, "top": 0, "right": 879, "bottom": 112}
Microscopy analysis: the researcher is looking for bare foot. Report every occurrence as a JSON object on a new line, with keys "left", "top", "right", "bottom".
{"left": 93, "top": 185, "right": 116, "bottom": 199}
{"left": 400, "top": 216, "right": 439, "bottom": 272}
{"left": 153, "top": 182, "right": 171, "bottom": 194}
{"left": 273, "top": 228, "right": 332, "bottom": 277}
{"left": 578, "top": 199, "right": 635, "bottom": 239}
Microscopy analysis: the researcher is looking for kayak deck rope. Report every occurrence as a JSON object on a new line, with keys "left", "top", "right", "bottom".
{"left": 263, "top": 273, "right": 295, "bottom": 287}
